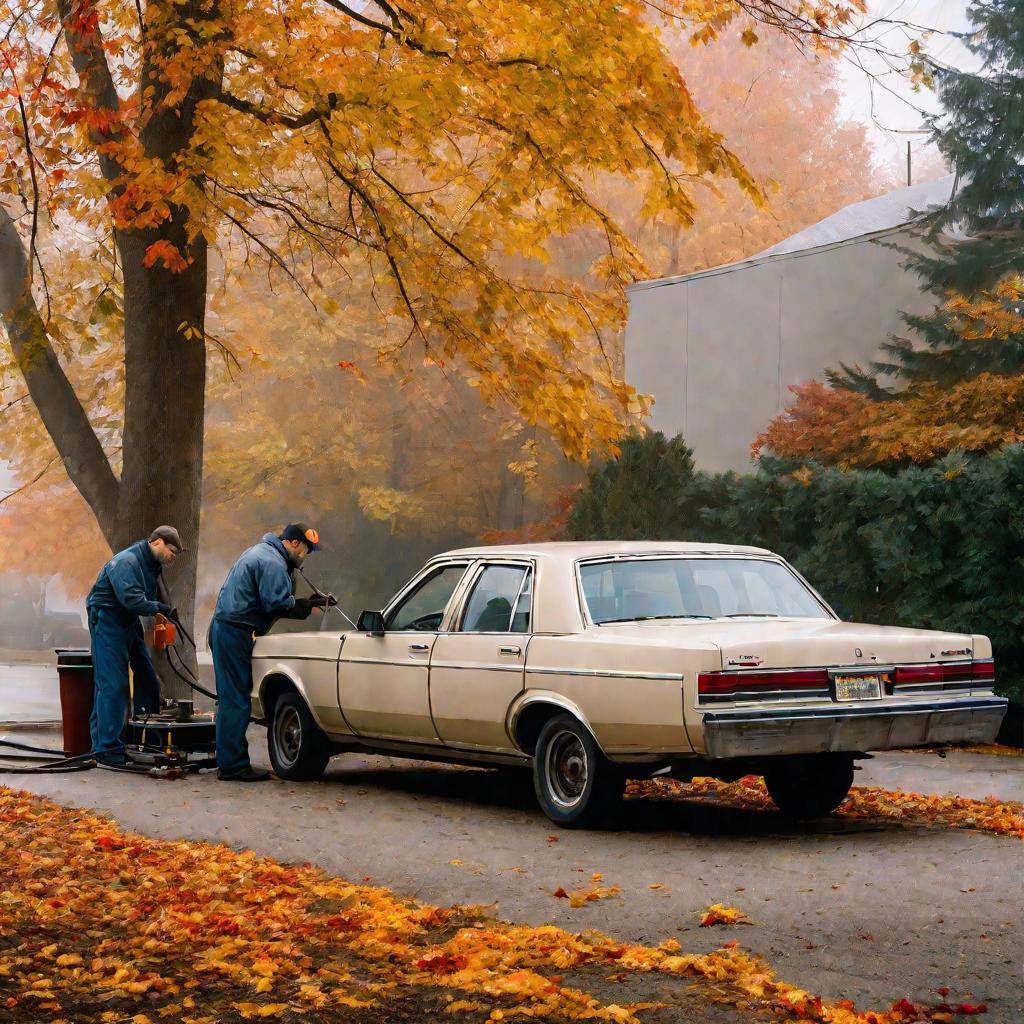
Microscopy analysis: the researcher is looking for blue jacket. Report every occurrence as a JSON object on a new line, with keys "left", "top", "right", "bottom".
{"left": 213, "top": 533, "right": 296, "bottom": 635}
{"left": 86, "top": 540, "right": 163, "bottom": 625}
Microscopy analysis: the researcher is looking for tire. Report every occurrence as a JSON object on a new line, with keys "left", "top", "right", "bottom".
{"left": 533, "top": 714, "right": 625, "bottom": 829}
{"left": 763, "top": 753, "right": 854, "bottom": 818}
{"left": 268, "top": 692, "right": 331, "bottom": 781}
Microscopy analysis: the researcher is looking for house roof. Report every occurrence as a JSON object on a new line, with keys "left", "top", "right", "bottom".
{"left": 752, "top": 174, "right": 957, "bottom": 258}
{"left": 629, "top": 173, "right": 957, "bottom": 293}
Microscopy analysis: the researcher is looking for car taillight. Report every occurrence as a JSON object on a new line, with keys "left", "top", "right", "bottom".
{"left": 892, "top": 660, "right": 994, "bottom": 685}
{"left": 893, "top": 664, "right": 949, "bottom": 684}
{"left": 698, "top": 668, "right": 829, "bottom": 696}
{"left": 971, "top": 658, "right": 996, "bottom": 681}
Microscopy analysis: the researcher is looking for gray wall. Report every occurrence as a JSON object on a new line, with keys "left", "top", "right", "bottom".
{"left": 625, "top": 228, "right": 936, "bottom": 472}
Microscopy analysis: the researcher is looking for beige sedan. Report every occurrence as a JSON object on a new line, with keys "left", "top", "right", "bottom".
{"left": 251, "top": 542, "right": 1006, "bottom": 827}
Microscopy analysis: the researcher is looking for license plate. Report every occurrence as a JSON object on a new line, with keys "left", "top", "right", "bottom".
{"left": 833, "top": 673, "right": 882, "bottom": 701}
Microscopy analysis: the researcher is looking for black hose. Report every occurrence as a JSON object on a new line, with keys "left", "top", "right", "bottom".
{"left": 0, "top": 737, "right": 67, "bottom": 755}
{"left": 168, "top": 609, "right": 196, "bottom": 650}
{"left": 0, "top": 743, "right": 126, "bottom": 774}
{"left": 165, "top": 645, "right": 218, "bottom": 702}
{"left": 0, "top": 762, "right": 95, "bottom": 774}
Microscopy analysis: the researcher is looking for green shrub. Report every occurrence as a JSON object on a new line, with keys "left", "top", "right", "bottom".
{"left": 569, "top": 433, "right": 1024, "bottom": 706}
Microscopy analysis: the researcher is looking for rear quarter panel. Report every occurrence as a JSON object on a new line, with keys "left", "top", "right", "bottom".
{"left": 524, "top": 634, "right": 719, "bottom": 755}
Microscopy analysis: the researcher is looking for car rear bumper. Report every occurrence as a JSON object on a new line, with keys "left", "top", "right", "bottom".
{"left": 701, "top": 696, "right": 1008, "bottom": 759}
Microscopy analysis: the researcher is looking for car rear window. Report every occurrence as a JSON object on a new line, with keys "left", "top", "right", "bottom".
{"left": 579, "top": 558, "right": 830, "bottom": 623}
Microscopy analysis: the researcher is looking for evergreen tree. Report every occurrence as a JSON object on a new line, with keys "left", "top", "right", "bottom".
{"left": 833, "top": 0, "right": 1024, "bottom": 393}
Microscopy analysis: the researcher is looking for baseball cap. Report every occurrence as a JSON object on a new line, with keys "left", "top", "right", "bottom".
{"left": 149, "top": 525, "right": 185, "bottom": 552}
{"left": 280, "top": 523, "right": 321, "bottom": 551}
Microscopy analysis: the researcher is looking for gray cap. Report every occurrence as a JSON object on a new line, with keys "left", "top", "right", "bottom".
{"left": 149, "top": 525, "right": 185, "bottom": 552}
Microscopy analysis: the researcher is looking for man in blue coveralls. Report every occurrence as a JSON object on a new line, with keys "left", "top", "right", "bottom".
{"left": 86, "top": 526, "right": 182, "bottom": 763}
{"left": 210, "top": 523, "right": 327, "bottom": 781}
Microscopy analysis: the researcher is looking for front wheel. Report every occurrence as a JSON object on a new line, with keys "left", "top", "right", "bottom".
{"left": 533, "top": 714, "right": 624, "bottom": 829}
{"left": 268, "top": 692, "right": 332, "bottom": 781}
{"left": 763, "top": 753, "right": 854, "bottom": 818}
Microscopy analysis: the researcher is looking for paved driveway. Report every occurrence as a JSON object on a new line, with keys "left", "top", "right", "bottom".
{"left": 5, "top": 718, "right": 1022, "bottom": 1023}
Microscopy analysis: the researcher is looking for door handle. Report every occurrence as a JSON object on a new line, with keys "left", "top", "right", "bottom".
{"left": 499, "top": 645, "right": 521, "bottom": 656}
{"left": 408, "top": 642, "right": 430, "bottom": 652}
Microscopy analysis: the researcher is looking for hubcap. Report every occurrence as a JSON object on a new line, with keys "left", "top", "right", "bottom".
{"left": 545, "top": 730, "right": 588, "bottom": 808}
{"left": 274, "top": 706, "right": 302, "bottom": 766}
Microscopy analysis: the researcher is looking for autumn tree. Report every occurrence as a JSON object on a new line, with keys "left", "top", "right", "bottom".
{"left": 600, "top": 23, "right": 886, "bottom": 280}
{"left": 757, "top": 0, "right": 1024, "bottom": 467}
{"left": 2, "top": 0, "right": 881, "bottom": 662}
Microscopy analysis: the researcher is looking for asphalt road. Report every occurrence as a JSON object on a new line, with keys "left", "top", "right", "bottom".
{"left": 3, "top": 721, "right": 1022, "bottom": 1023}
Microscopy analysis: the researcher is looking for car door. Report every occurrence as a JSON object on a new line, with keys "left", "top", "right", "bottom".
{"left": 429, "top": 562, "right": 533, "bottom": 750}
{"left": 337, "top": 561, "right": 471, "bottom": 741}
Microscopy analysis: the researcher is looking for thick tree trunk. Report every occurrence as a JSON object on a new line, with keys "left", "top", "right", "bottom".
{"left": 109, "top": 5, "right": 224, "bottom": 694}
{"left": 115, "top": 226, "right": 207, "bottom": 695}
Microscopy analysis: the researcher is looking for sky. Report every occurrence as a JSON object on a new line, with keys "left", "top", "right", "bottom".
{"left": 838, "top": 0, "right": 977, "bottom": 185}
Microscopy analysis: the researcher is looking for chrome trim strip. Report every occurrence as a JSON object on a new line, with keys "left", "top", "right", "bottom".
{"left": 893, "top": 682, "right": 974, "bottom": 691}
{"left": 253, "top": 655, "right": 334, "bottom": 663}
{"left": 702, "top": 696, "right": 1007, "bottom": 725}
{"left": 527, "top": 666, "right": 684, "bottom": 681}
{"left": 430, "top": 662, "right": 523, "bottom": 673}
{"left": 339, "top": 658, "right": 430, "bottom": 669}
{"left": 699, "top": 688, "right": 831, "bottom": 704}
{"left": 706, "top": 664, "right": 895, "bottom": 677}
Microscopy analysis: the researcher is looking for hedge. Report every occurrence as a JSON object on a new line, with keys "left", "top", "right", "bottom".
{"left": 569, "top": 432, "right": 1024, "bottom": 707}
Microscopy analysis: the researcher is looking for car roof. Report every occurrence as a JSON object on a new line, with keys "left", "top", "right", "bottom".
{"left": 436, "top": 540, "right": 775, "bottom": 560}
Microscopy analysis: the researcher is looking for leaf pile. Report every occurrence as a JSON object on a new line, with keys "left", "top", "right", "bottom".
{"left": 0, "top": 787, "right": 993, "bottom": 1024}
{"left": 552, "top": 874, "right": 621, "bottom": 908}
{"left": 699, "top": 906, "right": 750, "bottom": 928}
{"left": 628, "top": 777, "right": 1024, "bottom": 840}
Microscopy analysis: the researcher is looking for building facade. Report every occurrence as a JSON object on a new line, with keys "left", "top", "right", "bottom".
{"left": 625, "top": 175, "right": 956, "bottom": 472}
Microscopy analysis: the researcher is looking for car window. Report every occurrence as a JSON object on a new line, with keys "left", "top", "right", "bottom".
{"left": 460, "top": 565, "right": 531, "bottom": 633}
{"left": 511, "top": 570, "right": 533, "bottom": 632}
{"left": 386, "top": 564, "right": 468, "bottom": 631}
{"left": 578, "top": 558, "right": 829, "bottom": 623}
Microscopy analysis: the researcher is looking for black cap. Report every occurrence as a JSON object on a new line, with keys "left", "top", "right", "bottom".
{"left": 149, "top": 525, "right": 185, "bottom": 552}
{"left": 280, "top": 523, "right": 321, "bottom": 551}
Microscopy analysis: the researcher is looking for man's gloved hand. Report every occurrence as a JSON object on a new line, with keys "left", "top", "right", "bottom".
{"left": 308, "top": 594, "right": 330, "bottom": 608}
{"left": 157, "top": 602, "right": 174, "bottom": 617}
{"left": 290, "top": 597, "right": 314, "bottom": 619}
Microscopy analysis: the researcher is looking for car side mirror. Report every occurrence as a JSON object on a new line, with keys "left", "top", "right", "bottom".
{"left": 357, "top": 609, "right": 385, "bottom": 636}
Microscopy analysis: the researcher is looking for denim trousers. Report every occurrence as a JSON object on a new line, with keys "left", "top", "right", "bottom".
{"left": 209, "top": 618, "right": 256, "bottom": 775}
{"left": 88, "top": 607, "right": 161, "bottom": 760}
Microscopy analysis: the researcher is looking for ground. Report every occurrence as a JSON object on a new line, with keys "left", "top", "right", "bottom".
{"left": 1, "top": 722, "right": 1021, "bottom": 1024}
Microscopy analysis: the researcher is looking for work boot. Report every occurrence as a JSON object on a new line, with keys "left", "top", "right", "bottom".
{"left": 217, "top": 766, "right": 271, "bottom": 782}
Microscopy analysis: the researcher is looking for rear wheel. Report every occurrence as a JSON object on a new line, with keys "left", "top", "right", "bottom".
{"left": 533, "top": 714, "right": 624, "bottom": 829}
{"left": 268, "top": 692, "right": 331, "bottom": 781}
{"left": 764, "top": 753, "right": 854, "bottom": 818}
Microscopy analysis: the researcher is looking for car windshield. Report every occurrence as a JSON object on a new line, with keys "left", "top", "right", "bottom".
{"left": 579, "top": 557, "right": 830, "bottom": 624}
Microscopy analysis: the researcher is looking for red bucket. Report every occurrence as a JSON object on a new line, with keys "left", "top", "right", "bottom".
{"left": 56, "top": 649, "right": 94, "bottom": 757}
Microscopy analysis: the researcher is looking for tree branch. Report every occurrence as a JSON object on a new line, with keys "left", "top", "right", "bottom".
{"left": 215, "top": 86, "right": 341, "bottom": 129}
{"left": 316, "top": 0, "right": 556, "bottom": 68}
{"left": 0, "top": 204, "right": 120, "bottom": 543}
{"left": 55, "top": 0, "right": 126, "bottom": 186}
{"left": 0, "top": 453, "right": 61, "bottom": 506}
